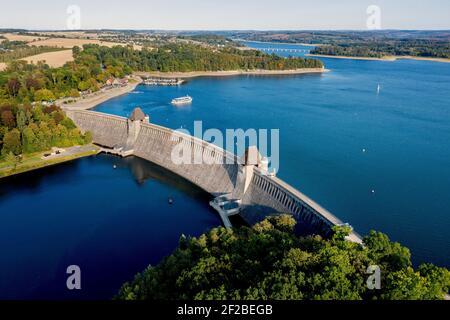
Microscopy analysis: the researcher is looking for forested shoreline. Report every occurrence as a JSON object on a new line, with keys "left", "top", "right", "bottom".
{"left": 310, "top": 41, "right": 450, "bottom": 59}
{"left": 231, "top": 30, "right": 450, "bottom": 59}
{"left": 78, "top": 43, "right": 324, "bottom": 73}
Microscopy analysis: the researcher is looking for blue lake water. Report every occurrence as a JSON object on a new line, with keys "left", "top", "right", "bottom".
{"left": 0, "top": 155, "right": 221, "bottom": 299}
{"left": 1, "top": 41, "right": 449, "bottom": 299}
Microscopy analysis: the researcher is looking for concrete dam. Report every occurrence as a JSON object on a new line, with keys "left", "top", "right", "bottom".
{"left": 66, "top": 108, "right": 362, "bottom": 243}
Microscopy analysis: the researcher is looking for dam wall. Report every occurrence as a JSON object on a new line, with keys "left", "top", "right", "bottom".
{"left": 67, "top": 110, "right": 128, "bottom": 148}
{"left": 67, "top": 109, "right": 361, "bottom": 242}
{"left": 134, "top": 122, "right": 240, "bottom": 196}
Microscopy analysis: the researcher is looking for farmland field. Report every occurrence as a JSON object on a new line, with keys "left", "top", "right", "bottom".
{"left": 23, "top": 49, "right": 74, "bottom": 67}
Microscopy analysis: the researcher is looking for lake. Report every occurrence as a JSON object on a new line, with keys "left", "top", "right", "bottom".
{"left": 1, "top": 41, "right": 449, "bottom": 299}
{"left": 0, "top": 155, "right": 221, "bottom": 299}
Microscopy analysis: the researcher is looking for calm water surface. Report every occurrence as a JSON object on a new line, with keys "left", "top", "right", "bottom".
{"left": 0, "top": 155, "right": 220, "bottom": 299}
{"left": 1, "top": 42, "right": 449, "bottom": 299}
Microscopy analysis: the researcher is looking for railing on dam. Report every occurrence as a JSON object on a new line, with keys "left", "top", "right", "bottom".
{"left": 140, "top": 121, "right": 239, "bottom": 165}
{"left": 243, "top": 168, "right": 362, "bottom": 243}
{"left": 67, "top": 109, "right": 362, "bottom": 243}
{"left": 69, "top": 110, "right": 239, "bottom": 163}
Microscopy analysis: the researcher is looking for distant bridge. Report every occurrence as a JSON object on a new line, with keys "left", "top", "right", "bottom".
{"left": 258, "top": 48, "right": 310, "bottom": 53}
{"left": 66, "top": 108, "right": 361, "bottom": 243}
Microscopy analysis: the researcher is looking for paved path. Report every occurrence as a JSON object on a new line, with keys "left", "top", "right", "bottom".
{"left": 42, "top": 144, "right": 99, "bottom": 160}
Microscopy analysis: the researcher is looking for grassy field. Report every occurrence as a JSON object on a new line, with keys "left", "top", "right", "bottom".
{"left": 29, "top": 37, "right": 141, "bottom": 49}
{"left": 0, "top": 145, "right": 99, "bottom": 178}
{"left": 2, "top": 33, "right": 47, "bottom": 42}
{"left": 2, "top": 32, "right": 141, "bottom": 49}
{"left": 23, "top": 49, "right": 74, "bottom": 67}
{"left": 0, "top": 32, "right": 141, "bottom": 69}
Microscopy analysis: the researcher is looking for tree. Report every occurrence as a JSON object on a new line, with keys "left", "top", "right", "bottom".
{"left": 52, "top": 111, "right": 65, "bottom": 124}
{"left": 5, "top": 151, "right": 20, "bottom": 169}
{"left": 34, "top": 89, "right": 56, "bottom": 102}
{"left": 6, "top": 77, "right": 21, "bottom": 97}
{"left": 25, "top": 75, "right": 43, "bottom": 90}
{"left": 16, "top": 109, "right": 27, "bottom": 130}
{"left": 364, "top": 230, "right": 411, "bottom": 271}
{"left": 83, "top": 131, "right": 93, "bottom": 144}
{"left": 0, "top": 126, "right": 8, "bottom": 148}
{"left": 418, "top": 264, "right": 450, "bottom": 299}
{"left": 72, "top": 46, "right": 81, "bottom": 57}
{"left": 36, "top": 122, "right": 52, "bottom": 151}
{"left": 78, "top": 80, "right": 91, "bottom": 92}
{"left": 2, "top": 128, "right": 22, "bottom": 155}
{"left": 21, "top": 126, "right": 38, "bottom": 153}
{"left": 116, "top": 215, "right": 450, "bottom": 301}
{"left": 1, "top": 110, "right": 16, "bottom": 129}
{"left": 68, "top": 88, "right": 80, "bottom": 98}
{"left": 61, "top": 117, "right": 76, "bottom": 129}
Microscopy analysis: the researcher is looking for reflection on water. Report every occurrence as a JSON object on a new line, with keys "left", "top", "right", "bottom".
{"left": 0, "top": 154, "right": 222, "bottom": 299}
{"left": 123, "top": 156, "right": 208, "bottom": 198}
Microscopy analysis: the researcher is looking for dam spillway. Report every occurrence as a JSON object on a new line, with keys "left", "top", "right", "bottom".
{"left": 66, "top": 108, "right": 362, "bottom": 243}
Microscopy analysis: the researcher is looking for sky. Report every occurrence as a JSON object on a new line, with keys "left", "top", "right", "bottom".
{"left": 0, "top": 0, "right": 449, "bottom": 30}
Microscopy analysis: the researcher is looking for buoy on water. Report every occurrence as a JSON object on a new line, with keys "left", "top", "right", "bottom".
{"left": 113, "top": 165, "right": 117, "bottom": 169}
{"left": 168, "top": 198, "right": 174, "bottom": 205}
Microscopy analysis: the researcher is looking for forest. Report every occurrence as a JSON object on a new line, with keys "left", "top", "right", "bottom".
{"left": 227, "top": 30, "right": 450, "bottom": 59}
{"left": 77, "top": 43, "right": 324, "bottom": 73}
{"left": 116, "top": 215, "right": 450, "bottom": 300}
{"left": 310, "top": 40, "right": 450, "bottom": 59}
{"left": 0, "top": 103, "right": 92, "bottom": 159}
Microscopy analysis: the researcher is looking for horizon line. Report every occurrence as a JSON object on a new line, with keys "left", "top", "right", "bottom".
{"left": 2, "top": 28, "right": 450, "bottom": 32}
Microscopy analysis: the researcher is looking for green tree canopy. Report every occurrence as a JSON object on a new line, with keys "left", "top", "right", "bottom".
{"left": 2, "top": 128, "right": 22, "bottom": 155}
{"left": 34, "top": 88, "right": 56, "bottom": 102}
{"left": 0, "top": 104, "right": 91, "bottom": 158}
{"left": 116, "top": 215, "right": 450, "bottom": 301}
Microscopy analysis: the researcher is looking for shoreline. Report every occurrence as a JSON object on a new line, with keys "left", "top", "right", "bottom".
{"left": 60, "top": 76, "right": 143, "bottom": 111}
{"left": 306, "top": 54, "right": 397, "bottom": 61}
{"left": 306, "top": 53, "right": 450, "bottom": 63}
{"left": 0, "top": 144, "right": 99, "bottom": 179}
{"left": 135, "top": 68, "right": 328, "bottom": 79}
{"left": 61, "top": 68, "right": 327, "bottom": 111}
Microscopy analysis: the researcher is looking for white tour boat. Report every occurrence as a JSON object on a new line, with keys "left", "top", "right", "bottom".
{"left": 171, "top": 95, "right": 193, "bottom": 105}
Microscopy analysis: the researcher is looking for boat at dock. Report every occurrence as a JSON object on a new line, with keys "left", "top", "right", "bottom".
{"left": 143, "top": 78, "right": 185, "bottom": 86}
{"left": 171, "top": 95, "right": 193, "bottom": 105}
